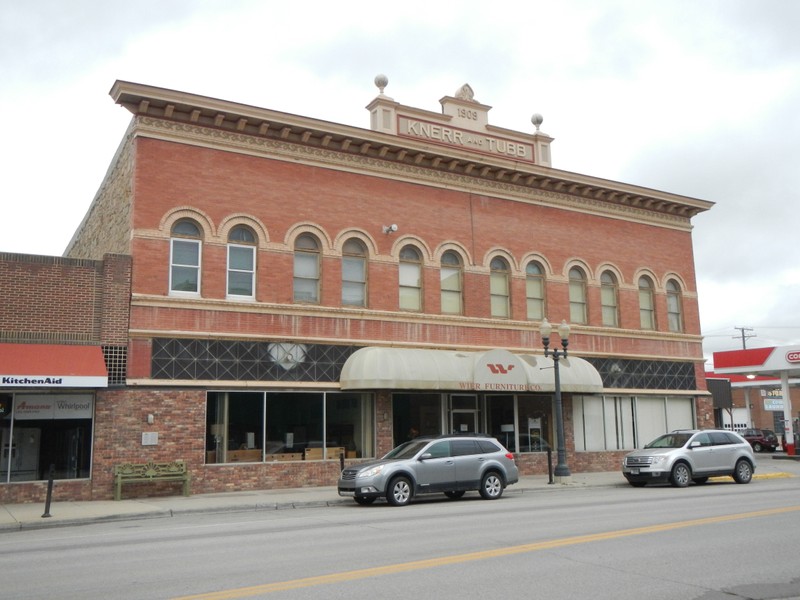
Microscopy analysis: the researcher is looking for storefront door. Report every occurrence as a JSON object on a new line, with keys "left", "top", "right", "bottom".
{"left": 451, "top": 410, "right": 478, "bottom": 434}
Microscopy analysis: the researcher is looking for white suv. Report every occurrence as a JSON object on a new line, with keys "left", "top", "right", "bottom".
{"left": 622, "top": 429, "right": 756, "bottom": 488}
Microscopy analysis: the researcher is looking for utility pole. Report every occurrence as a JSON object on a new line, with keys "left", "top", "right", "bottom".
{"left": 733, "top": 327, "right": 755, "bottom": 349}
{"left": 733, "top": 327, "right": 756, "bottom": 434}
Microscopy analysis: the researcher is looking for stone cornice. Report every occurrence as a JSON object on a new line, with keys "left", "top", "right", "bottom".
{"left": 111, "top": 80, "right": 713, "bottom": 231}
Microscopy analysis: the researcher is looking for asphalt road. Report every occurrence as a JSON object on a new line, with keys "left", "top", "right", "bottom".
{"left": 3, "top": 469, "right": 800, "bottom": 600}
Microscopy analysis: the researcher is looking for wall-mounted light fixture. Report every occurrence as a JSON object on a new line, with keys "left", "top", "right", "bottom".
{"left": 382, "top": 224, "right": 398, "bottom": 234}
{"left": 147, "top": 413, "right": 154, "bottom": 425}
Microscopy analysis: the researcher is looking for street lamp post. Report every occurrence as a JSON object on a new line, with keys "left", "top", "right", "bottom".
{"left": 540, "top": 318, "right": 571, "bottom": 479}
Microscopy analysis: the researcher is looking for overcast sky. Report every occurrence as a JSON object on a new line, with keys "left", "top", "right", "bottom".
{"left": 2, "top": 0, "right": 798, "bottom": 364}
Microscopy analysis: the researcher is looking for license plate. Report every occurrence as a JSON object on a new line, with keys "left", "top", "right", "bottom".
{"left": 630, "top": 468, "right": 640, "bottom": 475}
{"left": 339, "top": 490, "right": 355, "bottom": 497}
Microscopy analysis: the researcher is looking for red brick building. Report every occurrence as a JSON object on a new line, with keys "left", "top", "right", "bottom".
{"left": 1, "top": 78, "right": 714, "bottom": 501}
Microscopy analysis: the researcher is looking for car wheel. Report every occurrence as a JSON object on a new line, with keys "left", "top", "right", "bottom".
{"left": 479, "top": 471, "right": 504, "bottom": 499}
{"left": 670, "top": 462, "right": 691, "bottom": 487}
{"left": 444, "top": 491, "right": 465, "bottom": 499}
{"left": 733, "top": 459, "right": 753, "bottom": 484}
{"left": 386, "top": 476, "right": 412, "bottom": 506}
{"left": 753, "top": 442, "right": 763, "bottom": 452}
{"left": 628, "top": 481, "right": 647, "bottom": 487}
{"left": 692, "top": 477, "right": 709, "bottom": 485}
{"left": 354, "top": 496, "right": 376, "bottom": 505}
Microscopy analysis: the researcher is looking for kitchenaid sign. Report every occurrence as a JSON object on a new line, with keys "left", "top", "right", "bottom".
{"left": 1, "top": 373, "right": 107, "bottom": 387}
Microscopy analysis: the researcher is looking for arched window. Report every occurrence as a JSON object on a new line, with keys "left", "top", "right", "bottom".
{"left": 227, "top": 225, "right": 256, "bottom": 299}
{"left": 170, "top": 219, "right": 202, "bottom": 295}
{"left": 342, "top": 238, "right": 367, "bottom": 307}
{"left": 600, "top": 271, "right": 619, "bottom": 327}
{"left": 293, "top": 234, "right": 320, "bottom": 303}
{"left": 569, "top": 267, "right": 588, "bottom": 324}
{"left": 440, "top": 251, "right": 463, "bottom": 315}
{"left": 525, "top": 261, "right": 545, "bottom": 321}
{"left": 399, "top": 245, "right": 422, "bottom": 311}
{"left": 490, "top": 257, "right": 510, "bottom": 318}
{"left": 639, "top": 276, "right": 656, "bottom": 330}
{"left": 666, "top": 279, "right": 684, "bottom": 332}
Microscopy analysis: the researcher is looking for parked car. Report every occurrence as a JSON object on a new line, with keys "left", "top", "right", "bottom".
{"left": 337, "top": 434, "right": 519, "bottom": 506}
{"left": 741, "top": 428, "right": 778, "bottom": 453}
{"left": 621, "top": 429, "right": 756, "bottom": 488}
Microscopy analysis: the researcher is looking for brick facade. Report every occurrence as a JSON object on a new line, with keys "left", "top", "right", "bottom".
{"left": 2, "top": 81, "right": 716, "bottom": 502}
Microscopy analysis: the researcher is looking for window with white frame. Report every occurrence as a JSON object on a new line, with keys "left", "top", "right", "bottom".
{"left": 342, "top": 238, "right": 367, "bottom": 307}
{"left": 666, "top": 279, "right": 683, "bottom": 332}
{"left": 293, "top": 234, "right": 321, "bottom": 303}
{"left": 440, "top": 251, "right": 463, "bottom": 315}
{"left": 399, "top": 245, "right": 423, "bottom": 311}
{"left": 525, "top": 261, "right": 545, "bottom": 321}
{"left": 638, "top": 276, "right": 656, "bottom": 330}
{"left": 490, "top": 257, "right": 510, "bottom": 318}
{"left": 569, "top": 267, "right": 588, "bottom": 324}
{"left": 170, "top": 219, "right": 202, "bottom": 295}
{"left": 227, "top": 226, "right": 256, "bottom": 299}
{"left": 600, "top": 271, "right": 619, "bottom": 327}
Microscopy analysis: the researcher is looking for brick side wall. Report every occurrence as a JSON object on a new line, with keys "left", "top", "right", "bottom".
{"left": 0, "top": 253, "right": 130, "bottom": 345}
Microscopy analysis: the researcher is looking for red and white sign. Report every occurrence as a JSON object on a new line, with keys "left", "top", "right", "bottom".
{"left": 787, "top": 351, "right": 800, "bottom": 363}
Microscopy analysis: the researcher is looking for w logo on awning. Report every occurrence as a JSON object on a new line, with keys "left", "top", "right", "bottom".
{"left": 486, "top": 364, "right": 515, "bottom": 375}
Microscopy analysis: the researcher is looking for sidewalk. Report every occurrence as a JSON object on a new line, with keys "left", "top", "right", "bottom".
{"left": 2, "top": 458, "right": 796, "bottom": 532}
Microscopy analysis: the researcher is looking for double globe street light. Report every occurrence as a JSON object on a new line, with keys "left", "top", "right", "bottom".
{"left": 540, "top": 318, "right": 571, "bottom": 480}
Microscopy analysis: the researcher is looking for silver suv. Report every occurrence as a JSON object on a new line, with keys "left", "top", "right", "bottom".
{"left": 338, "top": 434, "right": 519, "bottom": 506}
{"left": 622, "top": 429, "right": 756, "bottom": 488}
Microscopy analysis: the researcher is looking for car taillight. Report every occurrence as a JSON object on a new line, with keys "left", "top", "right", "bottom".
{"left": 505, "top": 452, "right": 515, "bottom": 461}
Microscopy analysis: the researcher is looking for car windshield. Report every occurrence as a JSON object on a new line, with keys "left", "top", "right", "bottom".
{"left": 644, "top": 432, "right": 693, "bottom": 449}
{"left": 382, "top": 440, "right": 430, "bottom": 460}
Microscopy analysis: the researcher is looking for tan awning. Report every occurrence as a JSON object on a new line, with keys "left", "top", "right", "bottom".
{"left": 340, "top": 347, "right": 603, "bottom": 393}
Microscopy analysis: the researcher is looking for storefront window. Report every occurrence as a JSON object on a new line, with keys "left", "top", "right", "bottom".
{"left": 206, "top": 391, "right": 265, "bottom": 463}
{"left": 0, "top": 393, "right": 94, "bottom": 483}
{"left": 487, "top": 394, "right": 552, "bottom": 453}
{"left": 573, "top": 395, "right": 695, "bottom": 451}
{"left": 392, "top": 393, "right": 442, "bottom": 444}
{"left": 206, "top": 391, "right": 374, "bottom": 463}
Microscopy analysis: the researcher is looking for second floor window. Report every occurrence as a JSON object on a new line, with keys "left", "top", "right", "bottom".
{"left": 569, "top": 267, "right": 588, "bottom": 324}
{"left": 525, "top": 261, "right": 545, "bottom": 320}
{"left": 440, "top": 251, "right": 463, "bottom": 315}
{"left": 227, "top": 226, "right": 256, "bottom": 299}
{"left": 399, "top": 245, "right": 423, "bottom": 311}
{"left": 342, "top": 238, "right": 367, "bottom": 307}
{"left": 293, "top": 234, "right": 320, "bottom": 303}
{"left": 666, "top": 279, "right": 683, "bottom": 332}
{"left": 639, "top": 276, "right": 656, "bottom": 330}
{"left": 490, "top": 257, "right": 510, "bottom": 318}
{"left": 600, "top": 271, "right": 619, "bottom": 327}
{"left": 170, "top": 219, "right": 202, "bottom": 295}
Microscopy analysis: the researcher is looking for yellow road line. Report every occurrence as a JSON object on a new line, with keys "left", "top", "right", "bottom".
{"left": 710, "top": 472, "right": 793, "bottom": 481}
{"left": 174, "top": 504, "right": 800, "bottom": 599}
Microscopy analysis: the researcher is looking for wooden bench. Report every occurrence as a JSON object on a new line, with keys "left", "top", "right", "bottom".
{"left": 114, "top": 460, "right": 190, "bottom": 500}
